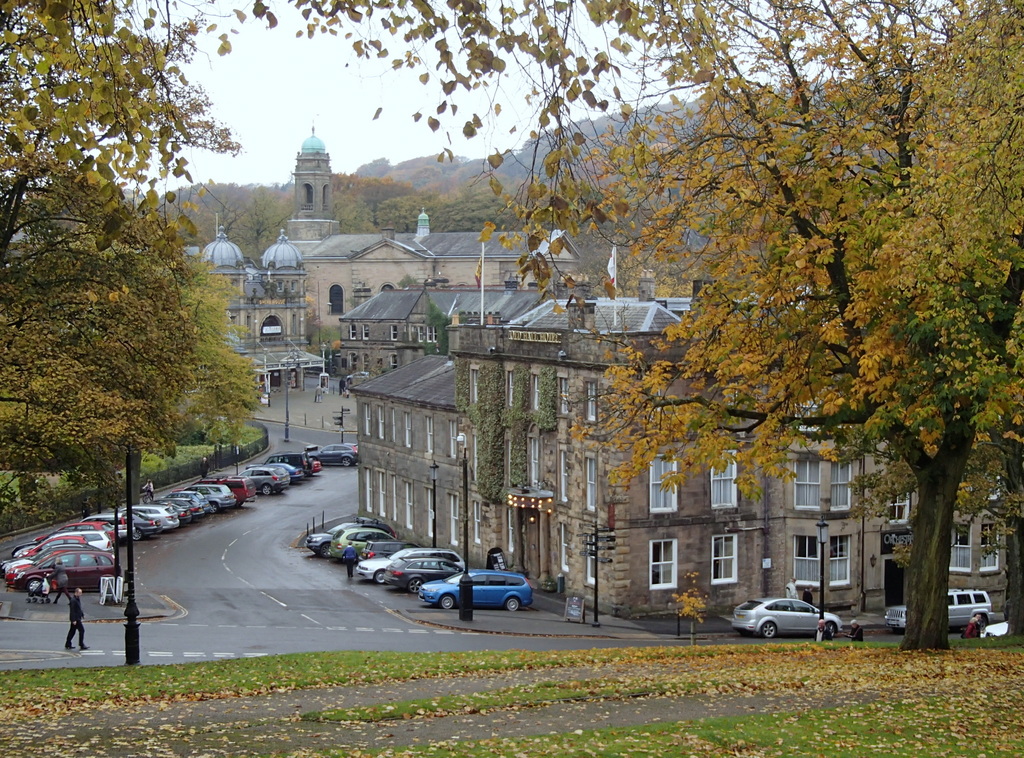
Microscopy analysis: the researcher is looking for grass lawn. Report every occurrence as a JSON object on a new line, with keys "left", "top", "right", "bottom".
{"left": 1, "top": 638, "right": 1022, "bottom": 757}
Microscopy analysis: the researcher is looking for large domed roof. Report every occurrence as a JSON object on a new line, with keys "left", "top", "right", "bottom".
{"left": 262, "top": 230, "right": 303, "bottom": 269}
{"left": 202, "top": 227, "right": 243, "bottom": 267}
{"left": 301, "top": 130, "right": 326, "bottom": 154}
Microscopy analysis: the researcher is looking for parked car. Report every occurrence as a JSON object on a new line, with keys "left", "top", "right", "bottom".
{"left": 311, "top": 443, "right": 360, "bottom": 466}
{"left": 8, "top": 549, "right": 117, "bottom": 593}
{"left": 259, "top": 460, "right": 304, "bottom": 485}
{"left": 88, "top": 511, "right": 163, "bottom": 541}
{"left": 305, "top": 519, "right": 399, "bottom": 558}
{"left": 19, "top": 521, "right": 115, "bottom": 547}
{"left": 327, "top": 526, "right": 394, "bottom": 560}
{"left": 238, "top": 466, "right": 289, "bottom": 495}
{"left": 383, "top": 557, "right": 463, "bottom": 593}
{"left": 131, "top": 505, "right": 180, "bottom": 531}
{"left": 885, "top": 589, "right": 993, "bottom": 633}
{"left": 12, "top": 531, "right": 111, "bottom": 560}
{"left": 361, "top": 540, "right": 420, "bottom": 560}
{"left": 154, "top": 499, "right": 193, "bottom": 525}
{"left": 198, "top": 476, "right": 256, "bottom": 506}
{"left": 418, "top": 569, "right": 535, "bottom": 611}
{"left": 4, "top": 545, "right": 111, "bottom": 584}
{"left": 982, "top": 621, "right": 1009, "bottom": 638}
{"left": 356, "top": 547, "right": 463, "bottom": 584}
{"left": 732, "top": 598, "right": 843, "bottom": 638}
{"left": 178, "top": 483, "right": 237, "bottom": 512}
{"left": 159, "top": 492, "right": 209, "bottom": 519}
{"left": 264, "top": 452, "right": 315, "bottom": 477}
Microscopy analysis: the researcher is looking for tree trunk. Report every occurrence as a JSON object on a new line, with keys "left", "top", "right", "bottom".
{"left": 901, "top": 433, "right": 974, "bottom": 650}
{"left": 1005, "top": 514, "right": 1023, "bottom": 635}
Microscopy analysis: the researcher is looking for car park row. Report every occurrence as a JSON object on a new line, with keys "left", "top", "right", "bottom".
{"left": 301, "top": 520, "right": 535, "bottom": 612}
{"left": 3, "top": 450, "right": 325, "bottom": 598}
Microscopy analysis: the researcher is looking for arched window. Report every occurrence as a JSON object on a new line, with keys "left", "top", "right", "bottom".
{"left": 303, "top": 184, "right": 313, "bottom": 204}
{"left": 329, "top": 285, "right": 345, "bottom": 315}
{"left": 259, "top": 315, "right": 282, "bottom": 341}
{"left": 321, "top": 184, "right": 329, "bottom": 208}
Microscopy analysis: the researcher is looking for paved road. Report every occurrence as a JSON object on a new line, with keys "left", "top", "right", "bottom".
{"left": 1, "top": 392, "right": 908, "bottom": 670}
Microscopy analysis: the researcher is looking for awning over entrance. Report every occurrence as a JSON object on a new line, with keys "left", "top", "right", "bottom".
{"left": 250, "top": 348, "right": 325, "bottom": 374}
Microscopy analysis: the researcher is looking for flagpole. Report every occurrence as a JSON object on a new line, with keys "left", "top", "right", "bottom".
{"left": 480, "top": 242, "right": 485, "bottom": 323}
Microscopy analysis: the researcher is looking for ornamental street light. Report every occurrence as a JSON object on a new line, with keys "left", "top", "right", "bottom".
{"left": 283, "top": 350, "right": 300, "bottom": 442}
{"left": 816, "top": 516, "right": 830, "bottom": 621}
{"left": 455, "top": 432, "right": 473, "bottom": 622}
{"left": 429, "top": 460, "right": 439, "bottom": 548}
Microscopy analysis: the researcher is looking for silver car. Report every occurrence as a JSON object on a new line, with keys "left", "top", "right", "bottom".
{"left": 356, "top": 547, "right": 465, "bottom": 584}
{"left": 732, "top": 597, "right": 843, "bottom": 639}
{"left": 131, "top": 505, "right": 180, "bottom": 531}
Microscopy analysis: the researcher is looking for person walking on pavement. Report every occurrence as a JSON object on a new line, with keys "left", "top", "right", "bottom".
{"left": 785, "top": 577, "right": 798, "bottom": 599}
{"left": 64, "top": 587, "right": 88, "bottom": 650}
{"left": 801, "top": 586, "right": 815, "bottom": 605}
{"left": 200, "top": 456, "right": 209, "bottom": 478}
{"left": 341, "top": 544, "right": 358, "bottom": 578}
{"left": 51, "top": 562, "right": 72, "bottom": 604}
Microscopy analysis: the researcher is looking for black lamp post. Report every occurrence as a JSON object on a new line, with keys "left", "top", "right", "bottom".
{"left": 456, "top": 433, "right": 473, "bottom": 622}
{"left": 429, "top": 460, "right": 439, "bottom": 548}
{"left": 283, "top": 350, "right": 299, "bottom": 442}
{"left": 816, "top": 516, "right": 829, "bottom": 621}
{"left": 124, "top": 447, "right": 140, "bottom": 665}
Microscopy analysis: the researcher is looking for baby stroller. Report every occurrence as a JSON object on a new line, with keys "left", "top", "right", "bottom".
{"left": 26, "top": 576, "right": 52, "bottom": 603}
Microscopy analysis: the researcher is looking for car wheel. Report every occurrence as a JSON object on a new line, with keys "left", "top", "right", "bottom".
{"left": 132, "top": 527, "right": 143, "bottom": 541}
{"left": 825, "top": 621, "right": 838, "bottom": 637}
{"left": 261, "top": 483, "right": 273, "bottom": 496}
{"left": 504, "top": 596, "right": 521, "bottom": 612}
{"left": 318, "top": 543, "right": 332, "bottom": 558}
{"left": 407, "top": 577, "right": 423, "bottom": 593}
{"left": 760, "top": 621, "right": 778, "bottom": 639}
{"left": 341, "top": 457, "right": 353, "bottom": 467}
{"left": 26, "top": 578, "right": 43, "bottom": 595}
{"left": 439, "top": 594, "right": 457, "bottom": 610}
{"left": 373, "top": 569, "right": 387, "bottom": 584}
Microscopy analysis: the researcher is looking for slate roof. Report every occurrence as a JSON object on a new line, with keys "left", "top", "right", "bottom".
{"left": 340, "top": 288, "right": 544, "bottom": 322}
{"left": 509, "top": 298, "right": 682, "bottom": 334}
{"left": 352, "top": 355, "right": 455, "bottom": 410}
{"left": 291, "top": 231, "right": 581, "bottom": 264}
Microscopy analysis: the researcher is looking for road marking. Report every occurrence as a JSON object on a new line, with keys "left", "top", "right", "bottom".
{"left": 148, "top": 652, "right": 173, "bottom": 657}
{"left": 301, "top": 614, "right": 321, "bottom": 625}
{"left": 262, "top": 592, "right": 287, "bottom": 607}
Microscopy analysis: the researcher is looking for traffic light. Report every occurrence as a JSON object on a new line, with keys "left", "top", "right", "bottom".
{"left": 332, "top": 413, "right": 344, "bottom": 426}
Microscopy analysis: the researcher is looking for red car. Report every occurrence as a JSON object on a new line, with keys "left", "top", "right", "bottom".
{"left": 9, "top": 549, "right": 117, "bottom": 593}
{"left": 198, "top": 476, "right": 256, "bottom": 506}
{"left": 11, "top": 533, "right": 109, "bottom": 561}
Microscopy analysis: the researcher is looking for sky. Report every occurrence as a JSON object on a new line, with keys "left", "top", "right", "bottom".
{"left": 182, "top": 8, "right": 530, "bottom": 187}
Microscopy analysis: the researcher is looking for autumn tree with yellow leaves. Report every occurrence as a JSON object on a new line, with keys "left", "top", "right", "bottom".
{"left": 0, "top": 1, "right": 251, "bottom": 518}
{"left": 245, "top": 0, "right": 1024, "bottom": 650}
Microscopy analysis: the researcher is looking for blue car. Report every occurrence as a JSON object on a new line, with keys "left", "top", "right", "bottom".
{"left": 418, "top": 569, "right": 534, "bottom": 611}
{"left": 259, "top": 461, "right": 304, "bottom": 484}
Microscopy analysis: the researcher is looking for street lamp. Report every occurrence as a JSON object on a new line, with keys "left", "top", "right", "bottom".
{"left": 816, "top": 516, "right": 829, "bottom": 621}
{"left": 429, "top": 460, "right": 439, "bottom": 548}
{"left": 284, "top": 350, "right": 299, "bottom": 442}
{"left": 123, "top": 447, "right": 140, "bottom": 665}
{"left": 455, "top": 432, "right": 472, "bottom": 622}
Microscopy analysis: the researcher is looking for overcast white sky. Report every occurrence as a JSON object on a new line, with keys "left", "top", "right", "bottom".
{"left": 182, "top": 9, "right": 530, "bottom": 187}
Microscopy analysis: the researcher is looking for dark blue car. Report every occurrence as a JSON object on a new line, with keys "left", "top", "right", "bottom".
{"left": 418, "top": 569, "right": 534, "bottom": 611}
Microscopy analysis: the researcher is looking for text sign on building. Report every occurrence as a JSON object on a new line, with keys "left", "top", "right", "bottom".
{"left": 262, "top": 325, "right": 282, "bottom": 334}
{"left": 881, "top": 530, "right": 913, "bottom": 554}
{"left": 509, "top": 330, "right": 560, "bottom": 343}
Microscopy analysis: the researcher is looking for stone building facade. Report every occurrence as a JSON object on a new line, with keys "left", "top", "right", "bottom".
{"left": 280, "top": 132, "right": 582, "bottom": 340}
{"left": 353, "top": 288, "right": 1008, "bottom": 618}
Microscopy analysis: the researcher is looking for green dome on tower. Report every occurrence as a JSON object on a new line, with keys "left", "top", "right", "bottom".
{"left": 301, "top": 130, "right": 326, "bottom": 154}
